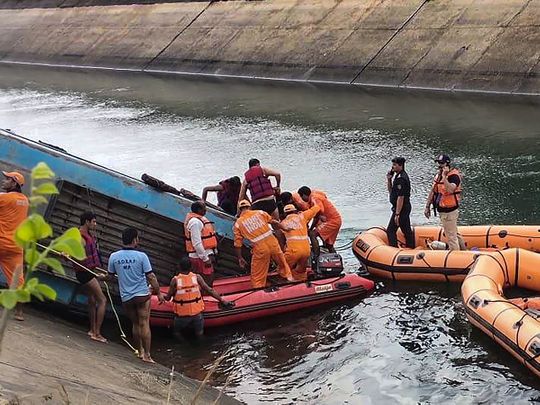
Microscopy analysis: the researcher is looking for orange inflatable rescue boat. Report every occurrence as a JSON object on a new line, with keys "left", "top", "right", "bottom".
{"left": 150, "top": 272, "right": 375, "bottom": 328}
{"left": 462, "top": 248, "right": 540, "bottom": 378}
{"left": 352, "top": 225, "right": 540, "bottom": 282}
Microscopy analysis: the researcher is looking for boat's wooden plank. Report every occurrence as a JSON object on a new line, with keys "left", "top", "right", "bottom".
{"left": 45, "top": 181, "right": 246, "bottom": 288}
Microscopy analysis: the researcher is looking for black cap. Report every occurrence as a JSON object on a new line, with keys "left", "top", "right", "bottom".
{"left": 391, "top": 156, "right": 406, "bottom": 165}
{"left": 435, "top": 154, "right": 451, "bottom": 164}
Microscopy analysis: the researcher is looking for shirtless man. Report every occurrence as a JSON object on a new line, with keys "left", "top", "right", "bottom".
{"left": 104, "top": 227, "right": 164, "bottom": 363}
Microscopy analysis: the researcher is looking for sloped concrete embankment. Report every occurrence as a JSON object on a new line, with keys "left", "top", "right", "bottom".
{"left": 0, "top": 310, "right": 240, "bottom": 404}
{"left": 0, "top": 0, "right": 538, "bottom": 95}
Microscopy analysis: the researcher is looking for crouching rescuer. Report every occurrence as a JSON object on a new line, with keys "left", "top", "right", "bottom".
{"left": 165, "top": 257, "right": 233, "bottom": 338}
{"left": 280, "top": 203, "right": 321, "bottom": 281}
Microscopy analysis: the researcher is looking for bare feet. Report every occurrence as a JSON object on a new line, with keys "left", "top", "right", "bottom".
{"left": 90, "top": 334, "right": 108, "bottom": 343}
{"left": 88, "top": 331, "right": 93, "bottom": 337}
{"left": 14, "top": 304, "right": 24, "bottom": 321}
{"left": 141, "top": 354, "right": 155, "bottom": 364}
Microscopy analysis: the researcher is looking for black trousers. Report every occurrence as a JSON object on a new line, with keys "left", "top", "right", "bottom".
{"left": 386, "top": 203, "right": 415, "bottom": 248}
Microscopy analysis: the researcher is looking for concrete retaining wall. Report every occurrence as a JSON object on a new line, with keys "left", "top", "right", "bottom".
{"left": 0, "top": 0, "right": 538, "bottom": 95}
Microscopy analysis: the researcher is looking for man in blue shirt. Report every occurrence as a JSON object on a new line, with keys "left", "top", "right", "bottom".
{"left": 105, "top": 227, "right": 164, "bottom": 364}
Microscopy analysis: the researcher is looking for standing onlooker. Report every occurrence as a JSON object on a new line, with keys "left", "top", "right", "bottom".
{"left": 0, "top": 171, "right": 29, "bottom": 321}
{"left": 76, "top": 211, "right": 107, "bottom": 343}
{"left": 386, "top": 157, "right": 415, "bottom": 248}
{"left": 424, "top": 154, "right": 464, "bottom": 251}
{"left": 105, "top": 227, "right": 164, "bottom": 363}
{"left": 201, "top": 176, "right": 241, "bottom": 216}
{"left": 184, "top": 201, "right": 218, "bottom": 286}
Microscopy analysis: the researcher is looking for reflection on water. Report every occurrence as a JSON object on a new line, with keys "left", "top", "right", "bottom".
{"left": 1, "top": 65, "right": 540, "bottom": 403}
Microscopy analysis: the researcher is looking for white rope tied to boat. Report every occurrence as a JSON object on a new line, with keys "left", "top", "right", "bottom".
{"left": 36, "top": 242, "right": 139, "bottom": 355}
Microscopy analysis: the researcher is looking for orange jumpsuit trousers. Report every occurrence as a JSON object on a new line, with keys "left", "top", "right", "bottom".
{"left": 251, "top": 236, "right": 292, "bottom": 288}
{"left": 0, "top": 248, "right": 24, "bottom": 287}
{"left": 284, "top": 241, "right": 311, "bottom": 281}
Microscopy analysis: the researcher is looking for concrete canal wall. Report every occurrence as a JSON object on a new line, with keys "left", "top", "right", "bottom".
{"left": 0, "top": 0, "right": 539, "bottom": 95}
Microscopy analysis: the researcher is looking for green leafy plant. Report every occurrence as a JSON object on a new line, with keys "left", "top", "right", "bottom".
{"left": 0, "top": 162, "right": 86, "bottom": 308}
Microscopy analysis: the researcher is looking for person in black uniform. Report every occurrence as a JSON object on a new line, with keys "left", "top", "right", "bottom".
{"left": 386, "top": 157, "right": 415, "bottom": 248}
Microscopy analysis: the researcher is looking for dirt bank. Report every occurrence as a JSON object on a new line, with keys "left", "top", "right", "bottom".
{"left": 0, "top": 309, "right": 240, "bottom": 404}
{"left": 0, "top": 0, "right": 538, "bottom": 95}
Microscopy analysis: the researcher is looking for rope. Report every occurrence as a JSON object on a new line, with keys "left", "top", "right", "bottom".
{"left": 418, "top": 256, "right": 432, "bottom": 268}
{"left": 447, "top": 232, "right": 540, "bottom": 240}
{"left": 79, "top": 188, "right": 135, "bottom": 348}
{"left": 36, "top": 242, "right": 139, "bottom": 355}
{"left": 333, "top": 240, "right": 353, "bottom": 251}
{"left": 504, "top": 233, "right": 540, "bottom": 240}
{"left": 483, "top": 299, "right": 525, "bottom": 311}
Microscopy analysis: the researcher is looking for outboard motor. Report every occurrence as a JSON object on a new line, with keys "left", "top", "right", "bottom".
{"left": 313, "top": 252, "right": 344, "bottom": 277}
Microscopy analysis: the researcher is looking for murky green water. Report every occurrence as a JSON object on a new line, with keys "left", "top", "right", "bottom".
{"left": 1, "top": 65, "right": 539, "bottom": 404}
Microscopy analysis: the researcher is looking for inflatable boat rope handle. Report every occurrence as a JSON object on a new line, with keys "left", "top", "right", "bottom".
{"left": 36, "top": 243, "right": 139, "bottom": 355}
{"left": 481, "top": 300, "right": 532, "bottom": 349}
{"left": 415, "top": 252, "right": 432, "bottom": 268}
{"left": 228, "top": 290, "right": 259, "bottom": 303}
{"left": 454, "top": 231, "right": 540, "bottom": 240}
{"left": 513, "top": 313, "right": 528, "bottom": 348}
{"left": 500, "top": 231, "right": 540, "bottom": 239}
{"left": 464, "top": 258, "right": 477, "bottom": 271}
{"left": 483, "top": 299, "right": 529, "bottom": 311}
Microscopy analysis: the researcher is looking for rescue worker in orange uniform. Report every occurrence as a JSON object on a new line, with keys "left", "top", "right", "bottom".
{"left": 165, "top": 257, "right": 233, "bottom": 338}
{"left": 0, "top": 171, "right": 29, "bottom": 321}
{"left": 184, "top": 201, "right": 218, "bottom": 286}
{"left": 280, "top": 204, "right": 320, "bottom": 281}
{"left": 424, "top": 154, "right": 465, "bottom": 251}
{"left": 297, "top": 186, "right": 342, "bottom": 255}
{"left": 234, "top": 200, "right": 294, "bottom": 288}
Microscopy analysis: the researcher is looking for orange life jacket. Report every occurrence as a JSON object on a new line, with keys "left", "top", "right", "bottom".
{"left": 433, "top": 168, "right": 462, "bottom": 210}
{"left": 184, "top": 213, "right": 218, "bottom": 254}
{"left": 173, "top": 272, "right": 205, "bottom": 316}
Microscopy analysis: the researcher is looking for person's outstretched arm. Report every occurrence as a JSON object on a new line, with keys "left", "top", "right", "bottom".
{"left": 197, "top": 274, "right": 230, "bottom": 305}
{"left": 202, "top": 184, "right": 223, "bottom": 201}
{"left": 262, "top": 167, "right": 281, "bottom": 193}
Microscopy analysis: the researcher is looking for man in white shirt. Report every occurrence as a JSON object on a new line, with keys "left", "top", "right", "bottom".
{"left": 184, "top": 201, "right": 218, "bottom": 286}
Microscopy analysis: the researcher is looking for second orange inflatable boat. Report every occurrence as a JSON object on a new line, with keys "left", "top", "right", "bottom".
{"left": 462, "top": 248, "right": 540, "bottom": 378}
{"left": 352, "top": 225, "right": 540, "bottom": 282}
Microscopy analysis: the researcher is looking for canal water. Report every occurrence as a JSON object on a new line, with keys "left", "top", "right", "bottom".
{"left": 1, "top": 65, "right": 539, "bottom": 403}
